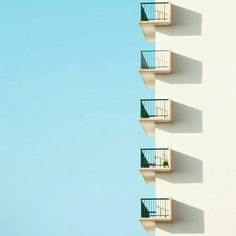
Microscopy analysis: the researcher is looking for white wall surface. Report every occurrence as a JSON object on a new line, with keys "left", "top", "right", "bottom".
{"left": 154, "top": 0, "right": 236, "bottom": 235}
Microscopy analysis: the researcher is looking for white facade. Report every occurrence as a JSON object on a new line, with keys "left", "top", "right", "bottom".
{"left": 141, "top": 0, "right": 236, "bottom": 235}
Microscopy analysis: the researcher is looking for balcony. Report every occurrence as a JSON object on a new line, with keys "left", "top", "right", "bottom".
{"left": 140, "top": 2, "right": 171, "bottom": 41}
{"left": 140, "top": 50, "right": 171, "bottom": 88}
{"left": 140, "top": 99, "right": 172, "bottom": 136}
{"left": 140, "top": 198, "right": 172, "bottom": 232}
{"left": 140, "top": 148, "right": 171, "bottom": 183}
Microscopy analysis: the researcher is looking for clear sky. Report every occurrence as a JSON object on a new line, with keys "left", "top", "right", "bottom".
{"left": 0, "top": 1, "right": 155, "bottom": 235}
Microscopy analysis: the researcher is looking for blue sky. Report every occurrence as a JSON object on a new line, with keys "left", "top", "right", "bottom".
{"left": 0, "top": 1, "right": 155, "bottom": 235}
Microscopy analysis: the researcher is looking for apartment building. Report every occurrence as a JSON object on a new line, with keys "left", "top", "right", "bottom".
{"left": 139, "top": 1, "right": 236, "bottom": 235}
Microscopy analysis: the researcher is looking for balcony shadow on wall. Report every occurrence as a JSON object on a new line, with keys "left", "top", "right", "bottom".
{"left": 158, "top": 5, "right": 202, "bottom": 36}
{"left": 158, "top": 53, "right": 202, "bottom": 84}
{"left": 158, "top": 150, "right": 203, "bottom": 183}
{"left": 158, "top": 200, "right": 205, "bottom": 233}
{"left": 157, "top": 101, "right": 202, "bottom": 133}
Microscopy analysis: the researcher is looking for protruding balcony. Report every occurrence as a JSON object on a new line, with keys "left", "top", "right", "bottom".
{"left": 140, "top": 148, "right": 172, "bottom": 183}
{"left": 140, "top": 50, "right": 171, "bottom": 88}
{"left": 140, "top": 2, "right": 172, "bottom": 41}
{"left": 140, "top": 99, "right": 172, "bottom": 136}
{"left": 140, "top": 198, "right": 172, "bottom": 232}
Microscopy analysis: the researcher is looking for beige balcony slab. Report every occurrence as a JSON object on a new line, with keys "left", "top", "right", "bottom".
{"left": 140, "top": 3, "right": 172, "bottom": 41}
{"left": 140, "top": 149, "right": 172, "bottom": 183}
{"left": 140, "top": 99, "right": 172, "bottom": 136}
{"left": 140, "top": 50, "right": 171, "bottom": 89}
{"left": 140, "top": 198, "right": 173, "bottom": 233}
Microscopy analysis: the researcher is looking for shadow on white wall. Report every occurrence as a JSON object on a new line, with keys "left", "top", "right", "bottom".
{"left": 158, "top": 200, "right": 205, "bottom": 233}
{"left": 158, "top": 53, "right": 202, "bottom": 84}
{"left": 157, "top": 101, "right": 202, "bottom": 133}
{"left": 158, "top": 5, "right": 202, "bottom": 36}
{"left": 157, "top": 150, "right": 203, "bottom": 183}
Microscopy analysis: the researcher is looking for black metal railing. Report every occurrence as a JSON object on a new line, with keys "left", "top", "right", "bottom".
{"left": 141, "top": 2, "right": 170, "bottom": 21}
{"left": 141, "top": 198, "right": 170, "bottom": 218}
{"left": 140, "top": 99, "right": 169, "bottom": 118}
{"left": 141, "top": 50, "right": 169, "bottom": 69}
{"left": 141, "top": 148, "right": 169, "bottom": 168}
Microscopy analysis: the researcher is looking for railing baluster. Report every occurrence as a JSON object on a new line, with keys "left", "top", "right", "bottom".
{"left": 141, "top": 198, "right": 170, "bottom": 218}
{"left": 141, "top": 148, "right": 169, "bottom": 168}
{"left": 140, "top": 99, "right": 169, "bottom": 118}
{"left": 141, "top": 2, "right": 169, "bottom": 21}
{"left": 141, "top": 50, "right": 168, "bottom": 69}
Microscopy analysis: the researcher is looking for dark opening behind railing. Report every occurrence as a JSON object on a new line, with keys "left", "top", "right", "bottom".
{"left": 141, "top": 198, "right": 170, "bottom": 218}
{"left": 141, "top": 50, "right": 169, "bottom": 69}
{"left": 141, "top": 2, "right": 170, "bottom": 21}
{"left": 140, "top": 99, "right": 169, "bottom": 118}
{"left": 141, "top": 148, "right": 169, "bottom": 168}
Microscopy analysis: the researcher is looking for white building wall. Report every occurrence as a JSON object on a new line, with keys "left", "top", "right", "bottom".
{"left": 154, "top": 0, "right": 236, "bottom": 235}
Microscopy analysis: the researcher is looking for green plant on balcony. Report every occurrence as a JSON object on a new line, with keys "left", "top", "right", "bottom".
{"left": 163, "top": 160, "right": 169, "bottom": 167}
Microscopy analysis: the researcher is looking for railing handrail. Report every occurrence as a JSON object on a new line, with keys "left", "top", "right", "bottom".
{"left": 141, "top": 148, "right": 168, "bottom": 151}
{"left": 140, "top": 98, "right": 169, "bottom": 102}
{"left": 141, "top": 49, "right": 169, "bottom": 53}
{"left": 141, "top": 198, "right": 170, "bottom": 200}
{"left": 141, "top": 2, "right": 169, "bottom": 5}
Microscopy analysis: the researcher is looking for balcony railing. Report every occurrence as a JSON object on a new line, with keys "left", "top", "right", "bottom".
{"left": 141, "top": 198, "right": 171, "bottom": 218}
{"left": 141, "top": 99, "right": 169, "bottom": 118}
{"left": 141, "top": 2, "right": 170, "bottom": 21}
{"left": 141, "top": 148, "right": 169, "bottom": 168}
{"left": 141, "top": 50, "right": 169, "bottom": 70}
